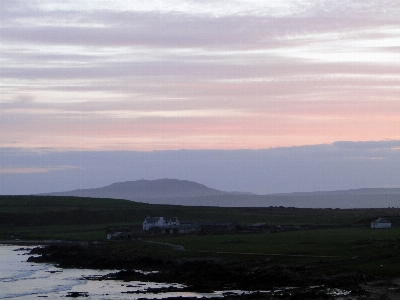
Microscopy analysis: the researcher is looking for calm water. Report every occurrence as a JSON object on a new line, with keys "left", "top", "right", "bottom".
{"left": 0, "top": 245, "right": 227, "bottom": 299}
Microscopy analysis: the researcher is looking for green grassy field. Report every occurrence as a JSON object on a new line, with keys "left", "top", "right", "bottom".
{"left": 142, "top": 227, "right": 400, "bottom": 276}
{"left": 1, "top": 195, "right": 399, "bottom": 239}
{"left": 1, "top": 195, "right": 399, "bottom": 277}
{"left": 159, "top": 227, "right": 400, "bottom": 258}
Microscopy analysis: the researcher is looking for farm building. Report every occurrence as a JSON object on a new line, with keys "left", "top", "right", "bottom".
{"left": 198, "top": 222, "right": 236, "bottom": 233}
{"left": 371, "top": 217, "right": 391, "bottom": 229}
{"left": 106, "top": 226, "right": 134, "bottom": 240}
{"left": 142, "top": 217, "right": 237, "bottom": 234}
{"left": 143, "top": 217, "right": 180, "bottom": 231}
{"left": 177, "top": 224, "right": 201, "bottom": 234}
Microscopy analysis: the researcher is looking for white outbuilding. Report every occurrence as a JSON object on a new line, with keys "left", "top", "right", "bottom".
{"left": 371, "top": 217, "right": 391, "bottom": 229}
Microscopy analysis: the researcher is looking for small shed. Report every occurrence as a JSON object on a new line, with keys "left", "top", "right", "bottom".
{"left": 106, "top": 226, "right": 134, "bottom": 240}
{"left": 371, "top": 217, "right": 391, "bottom": 229}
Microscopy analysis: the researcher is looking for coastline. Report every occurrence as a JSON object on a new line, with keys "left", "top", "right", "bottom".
{"left": 13, "top": 240, "right": 400, "bottom": 299}
{"left": 3, "top": 240, "right": 400, "bottom": 299}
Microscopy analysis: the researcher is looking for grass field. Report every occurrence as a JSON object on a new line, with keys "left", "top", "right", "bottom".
{"left": 158, "top": 227, "right": 400, "bottom": 258}
{"left": 1, "top": 195, "right": 399, "bottom": 239}
{"left": 1, "top": 195, "right": 399, "bottom": 277}
{"left": 138, "top": 227, "right": 400, "bottom": 276}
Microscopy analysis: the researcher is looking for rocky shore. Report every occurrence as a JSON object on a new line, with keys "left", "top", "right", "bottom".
{"left": 22, "top": 241, "right": 400, "bottom": 299}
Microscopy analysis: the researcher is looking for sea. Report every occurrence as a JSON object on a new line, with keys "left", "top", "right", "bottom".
{"left": 0, "top": 245, "right": 228, "bottom": 299}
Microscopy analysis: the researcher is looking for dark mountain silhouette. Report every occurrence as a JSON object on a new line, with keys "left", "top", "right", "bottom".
{"left": 44, "top": 178, "right": 252, "bottom": 199}
{"left": 43, "top": 179, "right": 400, "bottom": 208}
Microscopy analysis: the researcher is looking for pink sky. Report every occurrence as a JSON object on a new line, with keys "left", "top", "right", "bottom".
{"left": 1, "top": 0, "right": 400, "bottom": 151}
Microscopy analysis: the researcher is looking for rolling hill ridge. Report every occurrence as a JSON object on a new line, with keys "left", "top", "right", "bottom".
{"left": 41, "top": 179, "right": 400, "bottom": 208}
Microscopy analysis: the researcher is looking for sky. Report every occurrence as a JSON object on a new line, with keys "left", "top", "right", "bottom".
{"left": 1, "top": 1, "right": 400, "bottom": 195}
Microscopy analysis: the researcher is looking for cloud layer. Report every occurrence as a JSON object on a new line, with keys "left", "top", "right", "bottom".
{"left": 1, "top": 0, "right": 400, "bottom": 150}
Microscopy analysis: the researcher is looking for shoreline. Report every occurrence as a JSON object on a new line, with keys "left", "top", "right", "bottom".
{"left": 0, "top": 240, "right": 88, "bottom": 245}
{"left": 3, "top": 240, "right": 400, "bottom": 299}
{"left": 12, "top": 240, "right": 400, "bottom": 299}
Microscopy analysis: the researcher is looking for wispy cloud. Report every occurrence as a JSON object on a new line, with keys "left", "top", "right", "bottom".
{"left": 0, "top": 165, "right": 82, "bottom": 174}
{"left": 1, "top": 1, "right": 399, "bottom": 150}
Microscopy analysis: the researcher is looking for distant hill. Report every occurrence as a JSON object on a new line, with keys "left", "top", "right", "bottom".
{"left": 282, "top": 188, "right": 400, "bottom": 196}
{"left": 44, "top": 178, "right": 252, "bottom": 200}
{"left": 43, "top": 179, "right": 400, "bottom": 208}
{"left": 129, "top": 193, "right": 400, "bottom": 209}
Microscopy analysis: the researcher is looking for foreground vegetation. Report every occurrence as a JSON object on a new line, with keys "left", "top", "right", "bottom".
{"left": 1, "top": 195, "right": 400, "bottom": 279}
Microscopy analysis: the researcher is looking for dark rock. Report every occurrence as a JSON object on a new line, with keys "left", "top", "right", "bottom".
{"left": 26, "top": 242, "right": 374, "bottom": 296}
{"left": 66, "top": 291, "right": 89, "bottom": 297}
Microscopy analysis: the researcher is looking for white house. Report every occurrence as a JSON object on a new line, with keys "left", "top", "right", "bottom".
{"left": 371, "top": 217, "right": 391, "bottom": 229}
{"left": 142, "top": 217, "right": 181, "bottom": 231}
{"left": 143, "top": 217, "right": 166, "bottom": 231}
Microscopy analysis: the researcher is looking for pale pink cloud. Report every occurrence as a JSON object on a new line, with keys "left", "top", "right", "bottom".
{"left": 0, "top": 165, "right": 82, "bottom": 174}
{"left": 1, "top": 1, "right": 399, "bottom": 150}
{"left": 1, "top": 97, "right": 399, "bottom": 150}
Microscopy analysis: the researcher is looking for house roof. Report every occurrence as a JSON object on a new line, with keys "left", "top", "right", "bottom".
{"left": 372, "top": 217, "right": 391, "bottom": 223}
